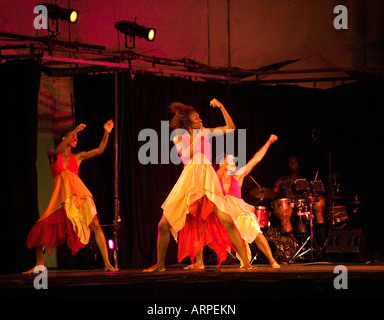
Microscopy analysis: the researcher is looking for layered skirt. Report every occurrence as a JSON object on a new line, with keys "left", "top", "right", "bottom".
{"left": 27, "top": 170, "right": 97, "bottom": 255}
{"left": 162, "top": 153, "right": 262, "bottom": 266}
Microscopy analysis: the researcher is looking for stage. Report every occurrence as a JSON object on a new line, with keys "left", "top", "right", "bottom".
{"left": 2, "top": 263, "right": 384, "bottom": 301}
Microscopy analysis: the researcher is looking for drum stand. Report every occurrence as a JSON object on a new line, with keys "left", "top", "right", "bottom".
{"left": 250, "top": 252, "right": 259, "bottom": 264}
{"left": 289, "top": 197, "right": 318, "bottom": 263}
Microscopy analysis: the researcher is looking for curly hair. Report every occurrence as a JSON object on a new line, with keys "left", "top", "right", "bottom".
{"left": 169, "top": 102, "right": 197, "bottom": 129}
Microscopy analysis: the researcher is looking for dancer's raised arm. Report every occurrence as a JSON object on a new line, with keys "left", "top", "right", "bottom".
{"left": 76, "top": 120, "right": 114, "bottom": 164}
{"left": 235, "top": 134, "right": 278, "bottom": 187}
{"left": 208, "top": 98, "right": 236, "bottom": 135}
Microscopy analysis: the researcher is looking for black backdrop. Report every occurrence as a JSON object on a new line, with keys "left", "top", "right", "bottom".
{"left": 3, "top": 61, "right": 384, "bottom": 273}
{"left": 1, "top": 60, "right": 41, "bottom": 273}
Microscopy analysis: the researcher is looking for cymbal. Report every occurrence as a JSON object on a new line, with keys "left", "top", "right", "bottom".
{"left": 250, "top": 187, "right": 276, "bottom": 199}
{"left": 349, "top": 200, "right": 364, "bottom": 205}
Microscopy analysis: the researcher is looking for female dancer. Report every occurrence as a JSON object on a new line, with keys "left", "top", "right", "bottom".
{"left": 143, "top": 99, "right": 251, "bottom": 272}
{"left": 186, "top": 134, "right": 280, "bottom": 269}
{"left": 23, "top": 120, "right": 117, "bottom": 273}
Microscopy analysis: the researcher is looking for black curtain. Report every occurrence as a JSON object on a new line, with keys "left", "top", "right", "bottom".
{"left": 72, "top": 73, "right": 384, "bottom": 269}
{"left": 1, "top": 60, "right": 41, "bottom": 273}
{"left": 319, "top": 81, "right": 384, "bottom": 247}
{"left": 73, "top": 73, "right": 116, "bottom": 225}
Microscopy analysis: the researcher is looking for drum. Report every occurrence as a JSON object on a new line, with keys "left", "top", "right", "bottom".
{"left": 291, "top": 179, "right": 310, "bottom": 195}
{"left": 312, "top": 195, "right": 326, "bottom": 224}
{"left": 295, "top": 198, "right": 310, "bottom": 219}
{"left": 293, "top": 198, "right": 310, "bottom": 234}
{"left": 311, "top": 180, "right": 325, "bottom": 194}
{"left": 331, "top": 206, "right": 349, "bottom": 226}
{"left": 254, "top": 206, "right": 270, "bottom": 228}
{"left": 271, "top": 198, "right": 293, "bottom": 233}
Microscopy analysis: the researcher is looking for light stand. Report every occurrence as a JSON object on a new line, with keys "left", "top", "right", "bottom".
{"left": 112, "top": 69, "right": 120, "bottom": 269}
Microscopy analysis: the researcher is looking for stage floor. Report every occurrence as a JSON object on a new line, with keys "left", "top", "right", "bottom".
{"left": 2, "top": 262, "right": 384, "bottom": 301}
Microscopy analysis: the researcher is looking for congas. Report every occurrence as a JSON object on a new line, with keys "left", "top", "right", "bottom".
{"left": 295, "top": 198, "right": 310, "bottom": 219}
{"left": 271, "top": 198, "right": 293, "bottom": 233}
{"left": 254, "top": 206, "right": 270, "bottom": 228}
{"left": 312, "top": 195, "right": 326, "bottom": 224}
{"left": 294, "top": 198, "right": 310, "bottom": 234}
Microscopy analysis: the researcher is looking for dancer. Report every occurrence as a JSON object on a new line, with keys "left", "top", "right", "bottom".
{"left": 186, "top": 135, "right": 280, "bottom": 269}
{"left": 143, "top": 99, "right": 251, "bottom": 272}
{"left": 23, "top": 120, "right": 118, "bottom": 273}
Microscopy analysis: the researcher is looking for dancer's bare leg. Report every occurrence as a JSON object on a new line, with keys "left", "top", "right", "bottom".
{"left": 22, "top": 246, "right": 45, "bottom": 274}
{"left": 90, "top": 219, "right": 118, "bottom": 271}
{"left": 213, "top": 206, "right": 252, "bottom": 269}
{"left": 237, "top": 243, "right": 252, "bottom": 268}
{"left": 143, "top": 214, "right": 170, "bottom": 272}
{"left": 255, "top": 233, "right": 280, "bottom": 268}
{"left": 184, "top": 248, "right": 205, "bottom": 270}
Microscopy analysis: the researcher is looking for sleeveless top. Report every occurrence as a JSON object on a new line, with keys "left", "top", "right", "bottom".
{"left": 177, "top": 131, "right": 211, "bottom": 164}
{"left": 220, "top": 175, "right": 242, "bottom": 199}
{"left": 51, "top": 154, "right": 79, "bottom": 177}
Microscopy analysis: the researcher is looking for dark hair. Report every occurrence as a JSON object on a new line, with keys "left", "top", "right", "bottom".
{"left": 59, "top": 129, "right": 73, "bottom": 140}
{"left": 54, "top": 128, "right": 74, "bottom": 147}
{"left": 169, "top": 102, "right": 197, "bottom": 129}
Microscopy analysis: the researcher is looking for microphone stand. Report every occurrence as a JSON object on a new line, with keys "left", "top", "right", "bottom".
{"left": 312, "top": 131, "right": 334, "bottom": 219}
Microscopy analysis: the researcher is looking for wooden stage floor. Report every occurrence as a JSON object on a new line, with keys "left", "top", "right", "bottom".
{"left": 2, "top": 262, "right": 384, "bottom": 301}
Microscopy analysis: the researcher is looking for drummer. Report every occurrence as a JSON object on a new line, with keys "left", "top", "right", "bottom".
{"left": 272, "top": 156, "right": 305, "bottom": 198}
{"left": 184, "top": 134, "right": 280, "bottom": 269}
{"left": 272, "top": 156, "right": 326, "bottom": 245}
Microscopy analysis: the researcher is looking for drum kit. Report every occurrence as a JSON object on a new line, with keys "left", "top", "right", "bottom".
{"left": 248, "top": 174, "right": 363, "bottom": 263}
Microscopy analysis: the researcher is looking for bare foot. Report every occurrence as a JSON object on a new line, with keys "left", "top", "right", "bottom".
{"left": 22, "top": 265, "right": 46, "bottom": 274}
{"left": 243, "top": 261, "right": 255, "bottom": 270}
{"left": 183, "top": 263, "right": 205, "bottom": 270}
{"left": 271, "top": 261, "right": 280, "bottom": 268}
{"left": 104, "top": 264, "right": 118, "bottom": 272}
{"left": 244, "top": 265, "right": 256, "bottom": 270}
{"left": 143, "top": 264, "right": 165, "bottom": 272}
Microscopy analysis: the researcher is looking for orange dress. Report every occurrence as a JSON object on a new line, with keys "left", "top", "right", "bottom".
{"left": 162, "top": 133, "right": 234, "bottom": 266}
{"left": 27, "top": 154, "right": 97, "bottom": 255}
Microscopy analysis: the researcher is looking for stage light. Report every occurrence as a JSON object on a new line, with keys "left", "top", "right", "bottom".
{"left": 114, "top": 21, "right": 156, "bottom": 41}
{"left": 108, "top": 239, "right": 115, "bottom": 250}
{"left": 69, "top": 10, "right": 78, "bottom": 23}
{"left": 42, "top": 3, "right": 79, "bottom": 23}
{"left": 147, "top": 28, "right": 156, "bottom": 41}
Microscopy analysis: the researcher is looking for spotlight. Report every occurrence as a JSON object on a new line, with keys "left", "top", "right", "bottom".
{"left": 43, "top": 3, "right": 79, "bottom": 23}
{"left": 68, "top": 10, "right": 78, "bottom": 23}
{"left": 108, "top": 239, "right": 115, "bottom": 251}
{"left": 115, "top": 21, "right": 156, "bottom": 42}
